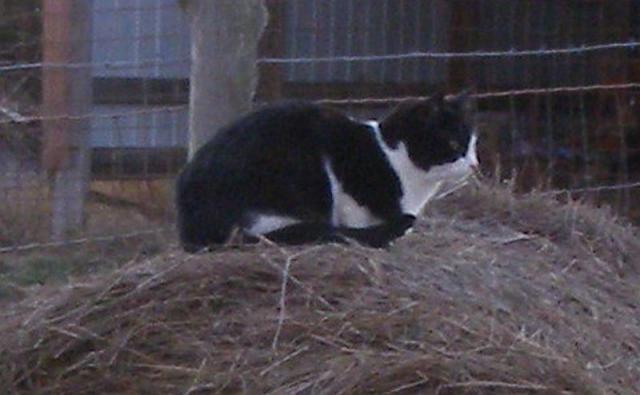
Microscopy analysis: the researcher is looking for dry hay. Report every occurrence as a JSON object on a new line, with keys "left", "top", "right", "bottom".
{"left": 1, "top": 183, "right": 639, "bottom": 394}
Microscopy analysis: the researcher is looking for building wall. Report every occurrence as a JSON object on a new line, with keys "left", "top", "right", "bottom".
{"left": 87, "top": 0, "right": 635, "bottom": 149}
{"left": 90, "top": 0, "right": 190, "bottom": 149}
{"left": 92, "top": 0, "right": 190, "bottom": 79}
{"left": 281, "top": 0, "right": 450, "bottom": 84}
{"left": 450, "top": 0, "right": 631, "bottom": 89}
{"left": 90, "top": 105, "right": 188, "bottom": 148}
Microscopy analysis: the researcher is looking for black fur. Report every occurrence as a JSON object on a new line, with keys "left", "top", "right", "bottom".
{"left": 176, "top": 95, "right": 474, "bottom": 252}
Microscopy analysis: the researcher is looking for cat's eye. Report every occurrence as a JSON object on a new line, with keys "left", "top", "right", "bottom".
{"left": 449, "top": 140, "right": 462, "bottom": 152}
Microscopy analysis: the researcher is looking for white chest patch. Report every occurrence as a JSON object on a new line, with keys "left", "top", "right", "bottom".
{"left": 368, "top": 121, "right": 478, "bottom": 216}
{"left": 324, "top": 158, "right": 382, "bottom": 228}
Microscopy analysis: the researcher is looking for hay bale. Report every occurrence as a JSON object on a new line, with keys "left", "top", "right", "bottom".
{"left": 1, "top": 183, "right": 639, "bottom": 394}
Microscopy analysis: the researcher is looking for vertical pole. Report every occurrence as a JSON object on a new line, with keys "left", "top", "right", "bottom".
{"left": 256, "top": 0, "right": 284, "bottom": 102}
{"left": 41, "top": 0, "right": 93, "bottom": 241}
{"left": 185, "top": 0, "right": 268, "bottom": 157}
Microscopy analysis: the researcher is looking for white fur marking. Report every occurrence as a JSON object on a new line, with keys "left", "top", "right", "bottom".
{"left": 367, "top": 121, "right": 478, "bottom": 216}
{"left": 323, "top": 158, "right": 382, "bottom": 228}
{"left": 245, "top": 214, "right": 300, "bottom": 236}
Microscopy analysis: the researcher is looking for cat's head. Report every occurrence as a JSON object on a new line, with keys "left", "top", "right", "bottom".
{"left": 379, "top": 91, "right": 478, "bottom": 172}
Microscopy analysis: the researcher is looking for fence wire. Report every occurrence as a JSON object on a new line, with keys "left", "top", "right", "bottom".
{"left": 1, "top": 0, "right": 639, "bottom": 254}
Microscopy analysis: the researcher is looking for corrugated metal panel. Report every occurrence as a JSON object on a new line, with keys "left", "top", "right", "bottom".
{"left": 446, "top": 0, "right": 629, "bottom": 89}
{"left": 90, "top": 105, "right": 188, "bottom": 148}
{"left": 283, "top": 0, "right": 450, "bottom": 84}
{"left": 92, "top": 0, "right": 190, "bottom": 79}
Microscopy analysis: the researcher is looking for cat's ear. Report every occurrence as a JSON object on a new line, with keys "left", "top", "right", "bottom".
{"left": 445, "top": 88, "right": 476, "bottom": 116}
{"left": 431, "top": 91, "right": 445, "bottom": 102}
{"left": 384, "top": 92, "right": 443, "bottom": 121}
{"left": 384, "top": 99, "right": 427, "bottom": 123}
{"left": 429, "top": 91, "right": 445, "bottom": 112}
{"left": 380, "top": 98, "right": 434, "bottom": 148}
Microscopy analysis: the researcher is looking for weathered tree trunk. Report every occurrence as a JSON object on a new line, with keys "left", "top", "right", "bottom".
{"left": 184, "top": 0, "right": 268, "bottom": 157}
{"left": 42, "top": 0, "right": 93, "bottom": 241}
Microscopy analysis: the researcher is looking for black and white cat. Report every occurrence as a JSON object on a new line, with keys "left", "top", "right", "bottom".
{"left": 176, "top": 92, "right": 478, "bottom": 252}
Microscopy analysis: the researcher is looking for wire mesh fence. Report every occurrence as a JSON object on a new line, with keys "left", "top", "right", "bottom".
{"left": 0, "top": 0, "right": 639, "bottom": 254}
{"left": 255, "top": 0, "right": 640, "bottom": 218}
{"left": 1, "top": 0, "right": 187, "bottom": 253}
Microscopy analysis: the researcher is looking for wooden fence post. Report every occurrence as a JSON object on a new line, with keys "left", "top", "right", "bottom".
{"left": 41, "top": 0, "right": 93, "bottom": 241}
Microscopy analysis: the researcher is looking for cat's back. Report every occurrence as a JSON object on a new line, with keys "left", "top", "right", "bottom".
{"left": 202, "top": 102, "right": 333, "bottom": 149}
{"left": 189, "top": 101, "right": 369, "bottom": 171}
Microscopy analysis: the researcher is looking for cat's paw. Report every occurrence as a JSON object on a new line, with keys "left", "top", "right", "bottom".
{"left": 399, "top": 214, "right": 416, "bottom": 227}
{"left": 181, "top": 242, "right": 208, "bottom": 253}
